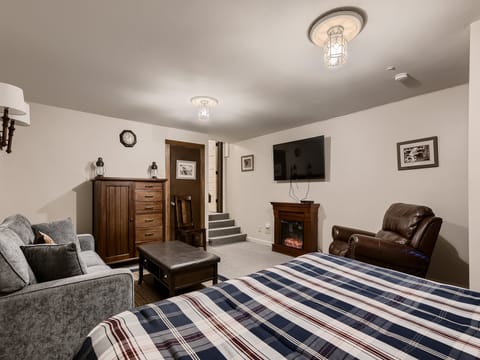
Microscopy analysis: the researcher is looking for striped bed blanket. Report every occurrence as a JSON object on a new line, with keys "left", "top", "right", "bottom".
{"left": 75, "top": 252, "right": 480, "bottom": 359}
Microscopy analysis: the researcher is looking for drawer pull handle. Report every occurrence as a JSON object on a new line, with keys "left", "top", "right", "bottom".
{"left": 145, "top": 232, "right": 154, "bottom": 236}
{"left": 145, "top": 185, "right": 153, "bottom": 188}
{"left": 144, "top": 195, "right": 154, "bottom": 198}
{"left": 144, "top": 206, "right": 154, "bottom": 210}
{"left": 145, "top": 218, "right": 154, "bottom": 223}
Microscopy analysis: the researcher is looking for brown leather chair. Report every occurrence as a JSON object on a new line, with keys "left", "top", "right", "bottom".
{"left": 329, "top": 203, "right": 442, "bottom": 277}
{"left": 173, "top": 195, "right": 207, "bottom": 250}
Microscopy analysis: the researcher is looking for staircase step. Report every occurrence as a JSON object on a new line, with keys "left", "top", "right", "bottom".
{"left": 209, "top": 233, "right": 247, "bottom": 246}
{"left": 209, "top": 219, "right": 235, "bottom": 228}
{"left": 208, "top": 213, "right": 229, "bottom": 221}
{"left": 209, "top": 226, "right": 241, "bottom": 237}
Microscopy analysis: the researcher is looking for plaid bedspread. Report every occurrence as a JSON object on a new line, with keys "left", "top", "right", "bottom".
{"left": 75, "top": 253, "right": 480, "bottom": 359}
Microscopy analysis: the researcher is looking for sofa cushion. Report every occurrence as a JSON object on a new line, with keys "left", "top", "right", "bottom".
{"left": 81, "top": 250, "right": 106, "bottom": 268}
{"left": 32, "top": 218, "right": 80, "bottom": 249}
{"left": 86, "top": 264, "right": 112, "bottom": 273}
{"left": 21, "top": 243, "right": 87, "bottom": 282}
{"left": 1, "top": 214, "right": 35, "bottom": 245}
{"left": 0, "top": 226, "right": 31, "bottom": 294}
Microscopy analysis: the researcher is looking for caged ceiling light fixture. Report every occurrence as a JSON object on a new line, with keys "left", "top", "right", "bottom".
{"left": 308, "top": 8, "right": 365, "bottom": 69}
{"left": 190, "top": 96, "right": 218, "bottom": 121}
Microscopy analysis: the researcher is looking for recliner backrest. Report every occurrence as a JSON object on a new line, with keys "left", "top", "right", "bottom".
{"left": 409, "top": 216, "right": 442, "bottom": 253}
{"left": 378, "top": 203, "right": 434, "bottom": 245}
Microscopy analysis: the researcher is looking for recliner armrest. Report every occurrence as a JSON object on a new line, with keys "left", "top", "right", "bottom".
{"left": 331, "top": 225, "right": 375, "bottom": 243}
{"left": 351, "top": 234, "right": 429, "bottom": 272}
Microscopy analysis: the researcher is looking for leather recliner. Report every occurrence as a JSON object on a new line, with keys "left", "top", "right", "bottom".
{"left": 329, "top": 203, "right": 442, "bottom": 277}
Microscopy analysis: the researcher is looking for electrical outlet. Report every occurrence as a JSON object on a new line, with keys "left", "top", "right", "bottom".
{"left": 264, "top": 223, "right": 272, "bottom": 234}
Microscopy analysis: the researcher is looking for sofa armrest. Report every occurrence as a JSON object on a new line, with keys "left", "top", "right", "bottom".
{"left": 78, "top": 233, "right": 95, "bottom": 251}
{"left": 331, "top": 225, "right": 376, "bottom": 243}
{"left": 0, "top": 268, "right": 134, "bottom": 360}
{"left": 351, "top": 234, "right": 429, "bottom": 272}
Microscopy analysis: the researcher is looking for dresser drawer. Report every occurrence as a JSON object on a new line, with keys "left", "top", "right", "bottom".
{"left": 136, "top": 227, "right": 163, "bottom": 242}
{"left": 136, "top": 214, "right": 162, "bottom": 228}
{"left": 135, "top": 190, "right": 162, "bottom": 202}
{"left": 136, "top": 201, "right": 163, "bottom": 214}
{"left": 135, "top": 182, "right": 163, "bottom": 191}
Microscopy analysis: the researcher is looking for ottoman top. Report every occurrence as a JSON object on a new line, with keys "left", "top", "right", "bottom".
{"left": 138, "top": 241, "right": 220, "bottom": 271}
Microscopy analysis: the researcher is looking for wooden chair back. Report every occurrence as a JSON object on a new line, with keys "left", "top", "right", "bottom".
{"left": 173, "top": 195, "right": 207, "bottom": 249}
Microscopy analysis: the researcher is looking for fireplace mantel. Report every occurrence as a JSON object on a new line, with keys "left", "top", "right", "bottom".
{"left": 271, "top": 202, "right": 319, "bottom": 257}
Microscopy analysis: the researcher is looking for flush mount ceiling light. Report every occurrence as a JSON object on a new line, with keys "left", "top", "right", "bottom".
{"left": 308, "top": 8, "right": 365, "bottom": 68}
{"left": 190, "top": 96, "right": 218, "bottom": 121}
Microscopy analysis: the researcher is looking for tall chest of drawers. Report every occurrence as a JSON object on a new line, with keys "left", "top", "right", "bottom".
{"left": 92, "top": 177, "right": 166, "bottom": 264}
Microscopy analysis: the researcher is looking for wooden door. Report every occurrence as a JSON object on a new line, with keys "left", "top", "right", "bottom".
{"left": 165, "top": 140, "right": 205, "bottom": 241}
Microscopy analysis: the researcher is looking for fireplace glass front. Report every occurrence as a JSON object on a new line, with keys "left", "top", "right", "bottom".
{"left": 280, "top": 220, "right": 304, "bottom": 249}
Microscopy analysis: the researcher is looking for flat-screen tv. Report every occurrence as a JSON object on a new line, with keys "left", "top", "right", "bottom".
{"left": 273, "top": 135, "right": 325, "bottom": 181}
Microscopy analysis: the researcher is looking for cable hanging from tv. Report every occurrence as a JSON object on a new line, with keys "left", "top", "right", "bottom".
{"left": 289, "top": 180, "right": 310, "bottom": 203}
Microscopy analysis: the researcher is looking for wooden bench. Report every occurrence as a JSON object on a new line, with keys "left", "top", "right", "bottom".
{"left": 138, "top": 241, "right": 220, "bottom": 297}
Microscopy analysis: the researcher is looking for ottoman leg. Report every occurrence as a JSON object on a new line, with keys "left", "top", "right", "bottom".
{"left": 213, "top": 264, "right": 218, "bottom": 285}
{"left": 168, "top": 273, "right": 176, "bottom": 297}
{"left": 138, "top": 253, "right": 144, "bottom": 285}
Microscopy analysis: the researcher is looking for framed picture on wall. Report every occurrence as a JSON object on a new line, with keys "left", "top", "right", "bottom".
{"left": 397, "top": 136, "right": 439, "bottom": 170}
{"left": 241, "top": 154, "right": 254, "bottom": 172}
{"left": 176, "top": 160, "right": 196, "bottom": 180}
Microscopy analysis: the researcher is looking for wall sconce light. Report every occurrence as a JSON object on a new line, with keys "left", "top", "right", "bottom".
{"left": 95, "top": 157, "right": 105, "bottom": 177}
{"left": 190, "top": 96, "right": 218, "bottom": 121}
{"left": 0, "top": 83, "right": 30, "bottom": 154}
{"left": 308, "top": 8, "right": 365, "bottom": 68}
{"left": 149, "top": 161, "right": 158, "bottom": 179}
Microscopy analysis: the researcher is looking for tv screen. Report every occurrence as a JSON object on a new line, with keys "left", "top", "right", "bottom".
{"left": 273, "top": 136, "right": 325, "bottom": 181}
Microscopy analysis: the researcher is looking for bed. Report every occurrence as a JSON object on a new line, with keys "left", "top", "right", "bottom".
{"left": 75, "top": 252, "right": 480, "bottom": 359}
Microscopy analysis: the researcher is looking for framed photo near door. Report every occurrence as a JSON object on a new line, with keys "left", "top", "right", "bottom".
{"left": 241, "top": 154, "right": 254, "bottom": 172}
{"left": 176, "top": 160, "right": 196, "bottom": 180}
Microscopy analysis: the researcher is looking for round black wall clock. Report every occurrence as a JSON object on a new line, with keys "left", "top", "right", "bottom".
{"left": 119, "top": 130, "right": 137, "bottom": 147}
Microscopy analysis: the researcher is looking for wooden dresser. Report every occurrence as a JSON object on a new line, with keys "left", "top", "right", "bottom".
{"left": 92, "top": 177, "right": 166, "bottom": 264}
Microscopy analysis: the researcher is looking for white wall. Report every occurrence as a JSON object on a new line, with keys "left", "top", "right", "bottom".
{"left": 469, "top": 20, "right": 480, "bottom": 290}
{"left": 227, "top": 85, "right": 469, "bottom": 287}
{"left": 0, "top": 103, "right": 209, "bottom": 233}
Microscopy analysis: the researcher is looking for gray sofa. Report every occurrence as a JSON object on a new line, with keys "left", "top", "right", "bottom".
{"left": 0, "top": 215, "right": 134, "bottom": 360}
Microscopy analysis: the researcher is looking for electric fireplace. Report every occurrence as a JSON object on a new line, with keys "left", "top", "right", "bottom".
{"left": 271, "top": 202, "right": 319, "bottom": 256}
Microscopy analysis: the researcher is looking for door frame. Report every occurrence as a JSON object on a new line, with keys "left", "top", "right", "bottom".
{"left": 165, "top": 139, "right": 205, "bottom": 241}
{"left": 216, "top": 141, "right": 224, "bottom": 213}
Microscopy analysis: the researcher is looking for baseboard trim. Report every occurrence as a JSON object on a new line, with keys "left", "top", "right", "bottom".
{"left": 246, "top": 236, "right": 273, "bottom": 247}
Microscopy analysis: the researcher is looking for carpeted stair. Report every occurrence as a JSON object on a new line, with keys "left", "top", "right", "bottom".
{"left": 208, "top": 213, "right": 247, "bottom": 246}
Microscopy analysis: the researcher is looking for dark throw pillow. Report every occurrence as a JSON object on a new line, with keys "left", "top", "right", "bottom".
{"left": 21, "top": 243, "right": 87, "bottom": 283}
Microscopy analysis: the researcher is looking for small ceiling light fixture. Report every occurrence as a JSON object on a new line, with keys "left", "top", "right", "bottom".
{"left": 190, "top": 96, "right": 218, "bottom": 121}
{"left": 308, "top": 8, "right": 365, "bottom": 68}
{"left": 394, "top": 72, "right": 410, "bottom": 82}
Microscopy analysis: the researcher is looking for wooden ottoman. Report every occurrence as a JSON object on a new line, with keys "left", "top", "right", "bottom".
{"left": 138, "top": 240, "right": 220, "bottom": 297}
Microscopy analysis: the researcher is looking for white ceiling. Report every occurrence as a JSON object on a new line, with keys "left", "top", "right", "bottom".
{"left": 1, "top": 0, "right": 479, "bottom": 141}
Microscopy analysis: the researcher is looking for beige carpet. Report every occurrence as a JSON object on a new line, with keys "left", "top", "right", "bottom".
{"left": 208, "top": 240, "right": 293, "bottom": 280}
